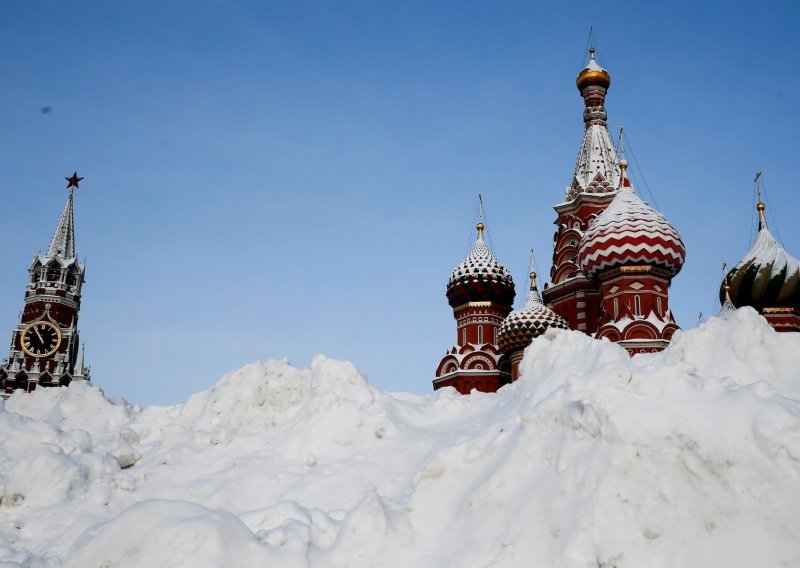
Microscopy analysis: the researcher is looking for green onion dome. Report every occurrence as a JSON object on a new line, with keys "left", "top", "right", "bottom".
{"left": 721, "top": 202, "right": 800, "bottom": 310}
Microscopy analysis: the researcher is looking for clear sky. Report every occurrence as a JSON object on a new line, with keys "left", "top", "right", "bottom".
{"left": 1, "top": 1, "right": 798, "bottom": 406}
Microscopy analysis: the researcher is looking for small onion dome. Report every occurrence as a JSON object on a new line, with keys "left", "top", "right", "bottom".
{"left": 578, "top": 161, "right": 686, "bottom": 280}
{"left": 497, "top": 268, "right": 569, "bottom": 354}
{"left": 576, "top": 47, "right": 611, "bottom": 92}
{"left": 447, "top": 222, "right": 515, "bottom": 308}
{"left": 721, "top": 202, "right": 800, "bottom": 310}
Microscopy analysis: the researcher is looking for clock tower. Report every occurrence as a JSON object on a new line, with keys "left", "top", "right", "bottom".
{"left": 1, "top": 173, "right": 89, "bottom": 395}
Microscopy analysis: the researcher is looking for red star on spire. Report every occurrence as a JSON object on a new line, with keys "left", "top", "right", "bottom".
{"left": 65, "top": 171, "right": 84, "bottom": 190}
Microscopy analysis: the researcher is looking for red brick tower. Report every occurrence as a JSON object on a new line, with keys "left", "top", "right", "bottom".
{"left": 1, "top": 173, "right": 90, "bottom": 394}
{"left": 434, "top": 220, "right": 516, "bottom": 394}
{"left": 542, "top": 48, "right": 621, "bottom": 333}
{"left": 578, "top": 161, "right": 686, "bottom": 353}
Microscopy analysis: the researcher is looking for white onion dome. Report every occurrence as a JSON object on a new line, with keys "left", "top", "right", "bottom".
{"left": 721, "top": 202, "right": 800, "bottom": 310}
{"left": 578, "top": 162, "right": 686, "bottom": 280}
{"left": 497, "top": 270, "right": 569, "bottom": 354}
{"left": 447, "top": 223, "right": 515, "bottom": 309}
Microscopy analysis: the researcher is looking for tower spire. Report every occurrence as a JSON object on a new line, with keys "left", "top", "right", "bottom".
{"left": 476, "top": 194, "right": 486, "bottom": 241}
{"left": 755, "top": 171, "right": 767, "bottom": 231}
{"left": 528, "top": 249, "right": 537, "bottom": 291}
{"left": 47, "top": 172, "right": 83, "bottom": 259}
{"left": 569, "top": 46, "right": 620, "bottom": 197}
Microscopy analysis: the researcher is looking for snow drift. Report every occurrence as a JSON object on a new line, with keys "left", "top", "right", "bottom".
{"left": 1, "top": 307, "right": 799, "bottom": 567}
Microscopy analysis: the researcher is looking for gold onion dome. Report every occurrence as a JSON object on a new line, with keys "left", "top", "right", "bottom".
{"left": 447, "top": 222, "right": 515, "bottom": 308}
{"left": 497, "top": 262, "right": 569, "bottom": 354}
{"left": 576, "top": 47, "right": 611, "bottom": 92}
{"left": 721, "top": 201, "right": 800, "bottom": 310}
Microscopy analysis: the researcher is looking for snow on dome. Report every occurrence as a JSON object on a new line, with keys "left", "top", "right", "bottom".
{"left": 446, "top": 223, "right": 515, "bottom": 308}
{"left": 576, "top": 47, "right": 611, "bottom": 91}
{"left": 723, "top": 225, "right": 800, "bottom": 310}
{"left": 498, "top": 268, "right": 568, "bottom": 354}
{"left": 578, "top": 185, "right": 686, "bottom": 280}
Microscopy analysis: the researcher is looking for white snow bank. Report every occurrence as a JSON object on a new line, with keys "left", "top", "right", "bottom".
{"left": 1, "top": 307, "right": 799, "bottom": 567}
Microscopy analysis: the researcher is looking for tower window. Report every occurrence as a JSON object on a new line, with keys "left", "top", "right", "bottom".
{"left": 478, "top": 326, "right": 483, "bottom": 344}
{"left": 613, "top": 298, "right": 619, "bottom": 319}
{"left": 634, "top": 295, "right": 641, "bottom": 317}
{"left": 462, "top": 328, "right": 466, "bottom": 345}
{"left": 657, "top": 297, "right": 663, "bottom": 316}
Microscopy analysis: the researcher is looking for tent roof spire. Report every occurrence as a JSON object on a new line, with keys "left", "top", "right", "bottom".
{"left": 46, "top": 173, "right": 82, "bottom": 260}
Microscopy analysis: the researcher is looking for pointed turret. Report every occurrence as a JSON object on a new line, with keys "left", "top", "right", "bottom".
{"left": 544, "top": 47, "right": 623, "bottom": 334}
{"left": 435, "top": 201, "right": 516, "bottom": 394}
{"left": 569, "top": 47, "right": 620, "bottom": 199}
{"left": 48, "top": 188, "right": 77, "bottom": 259}
{"left": 47, "top": 172, "right": 83, "bottom": 260}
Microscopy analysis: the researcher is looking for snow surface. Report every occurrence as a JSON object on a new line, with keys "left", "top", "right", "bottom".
{"left": 2, "top": 307, "right": 800, "bottom": 567}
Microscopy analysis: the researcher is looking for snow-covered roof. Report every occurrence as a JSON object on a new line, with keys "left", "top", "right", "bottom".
{"left": 725, "top": 210, "right": 800, "bottom": 309}
{"left": 47, "top": 189, "right": 78, "bottom": 260}
{"left": 447, "top": 224, "right": 515, "bottom": 308}
{"left": 568, "top": 123, "right": 621, "bottom": 199}
{"left": 497, "top": 255, "right": 569, "bottom": 353}
{"left": 578, "top": 183, "right": 685, "bottom": 279}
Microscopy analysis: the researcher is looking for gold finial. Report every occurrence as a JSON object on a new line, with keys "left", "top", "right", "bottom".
{"left": 476, "top": 222, "right": 485, "bottom": 240}
{"left": 754, "top": 171, "right": 767, "bottom": 230}
{"left": 757, "top": 201, "right": 767, "bottom": 230}
{"left": 528, "top": 249, "right": 537, "bottom": 290}
{"left": 723, "top": 281, "right": 732, "bottom": 302}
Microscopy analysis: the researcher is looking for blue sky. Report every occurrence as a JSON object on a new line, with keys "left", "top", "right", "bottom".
{"left": 1, "top": 1, "right": 798, "bottom": 406}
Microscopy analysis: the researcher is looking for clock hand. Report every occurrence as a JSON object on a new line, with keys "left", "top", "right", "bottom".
{"left": 34, "top": 326, "right": 44, "bottom": 343}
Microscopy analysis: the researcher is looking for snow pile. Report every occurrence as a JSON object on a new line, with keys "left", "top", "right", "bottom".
{"left": 2, "top": 307, "right": 800, "bottom": 567}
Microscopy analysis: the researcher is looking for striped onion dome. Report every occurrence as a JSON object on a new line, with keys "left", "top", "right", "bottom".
{"left": 721, "top": 202, "right": 800, "bottom": 310}
{"left": 446, "top": 222, "right": 515, "bottom": 309}
{"left": 578, "top": 162, "right": 685, "bottom": 280}
{"left": 497, "top": 267, "right": 568, "bottom": 354}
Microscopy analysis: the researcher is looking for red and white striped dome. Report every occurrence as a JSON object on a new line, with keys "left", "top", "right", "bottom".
{"left": 578, "top": 182, "right": 685, "bottom": 280}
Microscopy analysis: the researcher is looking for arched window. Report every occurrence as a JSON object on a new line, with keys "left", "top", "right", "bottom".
{"left": 461, "top": 327, "right": 466, "bottom": 345}
{"left": 657, "top": 297, "right": 663, "bottom": 316}
{"left": 46, "top": 265, "right": 60, "bottom": 282}
{"left": 613, "top": 298, "right": 619, "bottom": 319}
{"left": 634, "top": 295, "right": 641, "bottom": 317}
{"left": 478, "top": 326, "right": 483, "bottom": 344}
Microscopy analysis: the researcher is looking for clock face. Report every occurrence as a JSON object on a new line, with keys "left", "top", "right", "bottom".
{"left": 21, "top": 321, "right": 61, "bottom": 358}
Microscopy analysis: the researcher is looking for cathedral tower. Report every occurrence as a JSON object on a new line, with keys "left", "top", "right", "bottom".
{"left": 578, "top": 161, "right": 685, "bottom": 353}
{"left": 1, "top": 173, "right": 89, "bottom": 394}
{"left": 434, "top": 220, "right": 516, "bottom": 394}
{"left": 542, "top": 48, "right": 621, "bottom": 333}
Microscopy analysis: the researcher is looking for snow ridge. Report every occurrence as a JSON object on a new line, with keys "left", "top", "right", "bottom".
{"left": 2, "top": 310, "right": 800, "bottom": 567}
